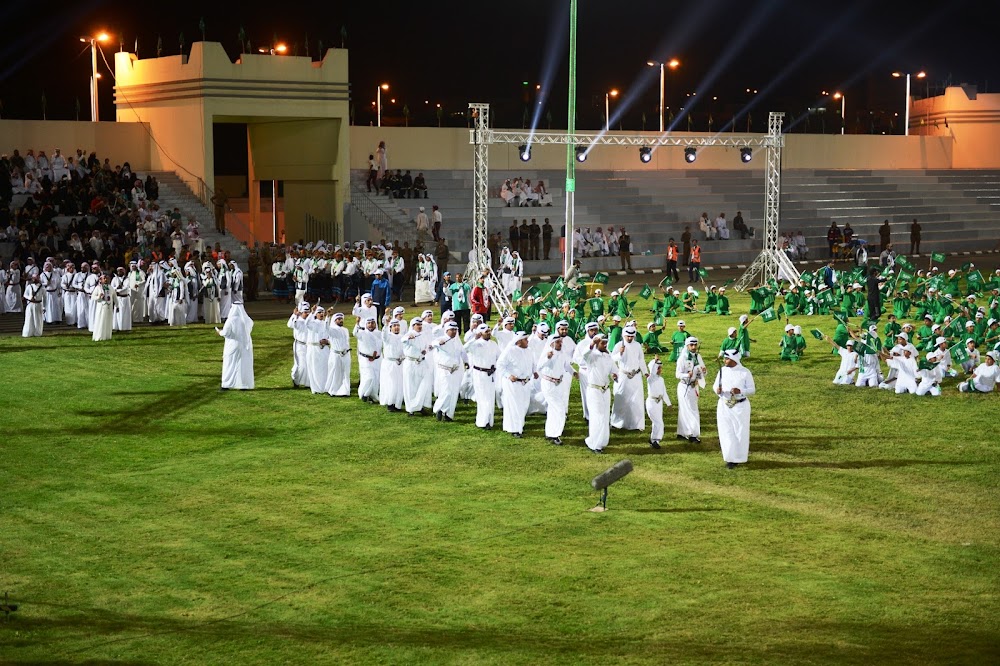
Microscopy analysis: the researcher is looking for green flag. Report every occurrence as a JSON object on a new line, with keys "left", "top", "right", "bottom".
{"left": 854, "top": 339, "right": 873, "bottom": 356}
{"left": 525, "top": 285, "right": 543, "bottom": 299}
{"left": 897, "top": 270, "right": 913, "bottom": 284}
{"left": 512, "top": 289, "right": 522, "bottom": 301}
{"left": 639, "top": 284, "right": 653, "bottom": 300}
{"left": 918, "top": 357, "right": 937, "bottom": 371}
{"left": 960, "top": 261, "right": 972, "bottom": 272}
{"left": 723, "top": 278, "right": 735, "bottom": 287}
{"left": 950, "top": 343, "right": 969, "bottom": 365}
{"left": 760, "top": 307, "right": 778, "bottom": 323}
{"left": 811, "top": 328, "right": 825, "bottom": 340}
{"left": 800, "top": 271, "right": 814, "bottom": 283}
{"left": 653, "top": 315, "right": 663, "bottom": 326}
{"left": 895, "top": 256, "right": 914, "bottom": 271}
{"left": 593, "top": 272, "right": 610, "bottom": 284}
{"left": 931, "top": 252, "right": 946, "bottom": 263}
{"left": 698, "top": 268, "right": 708, "bottom": 279}
{"left": 776, "top": 303, "right": 785, "bottom": 317}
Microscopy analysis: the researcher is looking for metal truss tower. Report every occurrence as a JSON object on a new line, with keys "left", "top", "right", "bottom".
{"left": 733, "top": 112, "right": 799, "bottom": 290}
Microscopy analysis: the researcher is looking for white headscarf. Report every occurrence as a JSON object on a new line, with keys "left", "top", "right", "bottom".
{"left": 223, "top": 303, "right": 255, "bottom": 351}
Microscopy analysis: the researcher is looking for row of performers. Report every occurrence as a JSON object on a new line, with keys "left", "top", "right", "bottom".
{"left": 18, "top": 258, "right": 247, "bottom": 338}
{"left": 288, "top": 305, "right": 757, "bottom": 466}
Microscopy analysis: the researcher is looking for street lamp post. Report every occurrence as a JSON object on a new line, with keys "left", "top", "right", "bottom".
{"left": 646, "top": 58, "right": 680, "bottom": 132}
{"left": 605, "top": 89, "right": 618, "bottom": 131}
{"left": 833, "top": 92, "right": 845, "bottom": 134}
{"left": 80, "top": 32, "right": 110, "bottom": 122}
{"left": 377, "top": 83, "right": 389, "bottom": 127}
{"left": 892, "top": 71, "right": 926, "bottom": 136}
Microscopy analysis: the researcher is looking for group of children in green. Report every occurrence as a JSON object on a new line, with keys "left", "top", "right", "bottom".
{"left": 505, "top": 261, "right": 1000, "bottom": 377}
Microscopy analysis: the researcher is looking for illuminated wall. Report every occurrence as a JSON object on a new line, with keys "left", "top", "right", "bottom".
{"left": 910, "top": 86, "right": 1000, "bottom": 168}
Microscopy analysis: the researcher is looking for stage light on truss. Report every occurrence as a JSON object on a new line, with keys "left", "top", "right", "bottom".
{"left": 575, "top": 146, "right": 588, "bottom": 162}
{"left": 518, "top": 144, "right": 531, "bottom": 162}
{"left": 639, "top": 147, "right": 652, "bottom": 163}
{"left": 684, "top": 147, "right": 697, "bottom": 163}
{"left": 740, "top": 147, "right": 753, "bottom": 163}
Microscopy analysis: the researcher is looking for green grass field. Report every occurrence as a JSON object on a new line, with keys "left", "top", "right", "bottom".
{"left": 2, "top": 294, "right": 998, "bottom": 664}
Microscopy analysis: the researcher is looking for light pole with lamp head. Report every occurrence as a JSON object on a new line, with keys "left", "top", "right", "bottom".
{"left": 605, "top": 88, "right": 618, "bottom": 131}
{"left": 892, "top": 71, "right": 926, "bottom": 136}
{"left": 833, "top": 92, "right": 845, "bottom": 134}
{"left": 646, "top": 58, "right": 679, "bottom": 133}
{"left": 80, "top": 32, "right": 110, "bottom": 122}
{"left": 377, "top": 83, "right": 389, "bottom": 127}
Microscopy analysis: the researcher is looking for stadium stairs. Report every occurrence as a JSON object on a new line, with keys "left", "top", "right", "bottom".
{"left": 351, "top": 168, "right": 1000, "bottom": 276}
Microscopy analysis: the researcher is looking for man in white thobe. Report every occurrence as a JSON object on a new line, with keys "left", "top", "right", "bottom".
{"left": 90, "top": 274, "right": 117, "bottom": 342}
{"left": 465, "top": 324, "right": 500, "bottom": 429}
{"left": 216, "top": 303, "right": 255, "bottom": 390}
{"left": 610, "top": 325, "right": 647, "bottom": 431}
{"left": 573, "top": 321, "right": 601, "bottom": 420}
{"left": 379, "top": 319, "right": 406, "bottom": 411}
{"left": 537, "top": 335, "right": 575, "bottom": 445}
{"left": 645, "top": 357, "right": 672, "bottom": 449}
{"left": 959, "top": 350, "right": 999, "bottom": 393}
{"left": 675, "top": 337, "right": 707, "bottom": 443}
{"left": 83, "top": 265, "right": 100, "bottom": 332}
{"left": 128, "top": 261, "right": 146, "bottom": 322}
{"left": 432, "top": 322, "right": 468, "bottom": 421}
{"left": 110, "top": 267, "right": 132, "bottom": 331}
{"left": 61, "top": 264, "right": 77, "bottom": 326}
{"left": 325, "top": 312, "right": 353, "bottom": 397}
{"left": 21, "top": 275, "right": 44, "bottom": 337}
{"left": 915, "top": 350, "right": 942, "bottom": 396}
{"left": 73, "top": 263, "right": 89, "bottom": 329}
{"left": 714, "top": 349, "right": 756, "bottom": 468}
{"left": 354, "top": 316, "right": 383, "bottom": 402}
{"left": 39, "top": 262, "right": 62, "bottom": 324}
{"left": 496, "top": 332, "right": 536, "bottom": 438}
{"left": 304, "top": 306, "right": 331, "bottom": 395}
{"left": 288, "top": 302, "right": 311, "bottom": 389}
{"left": 403, "top": 318, "right": 434, "bottom": 415}
{"left": 582, "top": 334, "right": 617, "bottom": 453}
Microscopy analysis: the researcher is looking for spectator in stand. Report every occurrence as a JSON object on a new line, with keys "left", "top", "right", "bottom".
{"left": 518, "top": 220, "right": 530, "bottom": 257}
{"left": 542, "top": 218, "right": 554, "bottom": 260}
{"left": 666, "top": 238, "right": 680, "bottom": 282}
{"left": 688, "top": 240, "right": 702, "bottom": 283}
{"left": 716, "top": 213, "right": 730, "bottom": 240}
{"left": 435, "top": 238, "right": 450, "bottom": 275}
{"left": 376, "top": 141, "right": 388, "bottom": 181}
{"left": 733, "top": 211, "right": 749, "bottom": 239}
{"left": 488, "top": 232, "right": 501, "bottom": 270}
{"left": 401, "top": 170, "right": 413, "bottom": 198}
{"left": 500, "top": 179, "right": 515, "bottom": 206}
{"left": 843, "top": 223, "right": 855, "bottom": 245}
{"left": 910, "top": 218, "right": 921, "bottom": 255}
{"left": 534, "top": 180, "right": 553, "bottom": 207}
{"left": 431, "top": 205, "right": 443, "bottom": 242}
{"left": 619, "top": 227, "right": 633, "bottom": 272}
{"left": 211, "top": 188, "right": 228, "bottom": 235}
{"left": 366, "top": 154, "right": 377, "bottom": 192}
{"left": 523, "top": 179, "right": 539, "bottom": 206}
{"left": 413, "top": 172, "right": 428, "bottom": 199}
{"left": 699, "top": 212, "right": 714, "bottom": 241}
{"left": 529, "top": 218, "right": 541, "bottom": 260}
{"left": 508, "top": 220, "right": 519, "bottom": 250}
{"left": 681, "top": 226, "right": 692, "bottom": 266}
{"left": 415, "top": 207, "right": 430, "bottom": 244}
{"left": 793, "top": 230, "right": 809, "bottom": 259}
{"left": 879, "top": 220, "right": 891, "bottom": 253}
{"left": 827, "top": 222, "right": 842, "bottom": 258}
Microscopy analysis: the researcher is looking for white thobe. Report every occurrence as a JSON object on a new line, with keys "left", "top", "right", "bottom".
{"left": 915, "top": 361, "right": 943, "bottom": 397}
{"left": 61, "top": 272, "right": 77, "bottom": 325}
{"left": 834, "top": 348, "right": 858, "bottom": 385}
{"left": 83, "top": 273, "right": 99, "bottom": 331}
{"left": 90, "top": 285, "right": 116, "bottom": 342}
{"left": 465, "top": 338, "right": 500, "bottom": 427}
{"left": 202, "top": 279, "right": 221, "bottom": 325}
{"left": 325, "top": 324, "right": 352, "bottom": 396}
{"left": 40, "top": 271, "right": 61, "bottom": 323}
{"left": 73, "top": 272, "right": 88, "bottom": 328}
{"left": 167, "top": 277, "right": 187, "bottom": 327}
{"left": 714, "top": 364, "right": 756, "bottom": 463}
{"left": 379, "top": 329, "right": 406, "bottom": 409}
{"left": 432, "top": 335, "right": 468, "bottom": 419}
{"left": 21, "top": 283, "right": 44, "bottom": 337}
{"left": 537, "top": 345, "right": 573, "bottom": 438}
{"left": 610, "top": 339, "right": 647, "bottom": 431}
{"left": 646, "top": 373, "right": 672, "bottom": 442}
{"left": 496, "top": 344, "right": 535, "bottom": 435}
{"left": 218, "top": 268, "right": 233, "bottom": 320}
{"left": 219, "top": 307, "right": 255, "bottom": 390}
{"left": 288, "top": 314, "right": 310, "bottom": 388}
{"left": 572, "top": 332, "right": 600, "bottom": 420}
{"left": 4, "top": 269, "right": 21, "bottom": 312}
{"left": 129, "top": 269, "right": 146, "bottom": 322}
{"left": 111, "top": 276, "right": 132, "bottom": 331}
{"left": 965, "top": 363, "right": 999, "bottom": 392}
{"left": 583, "top": 349, "right": 616, "bottom": 451}
{"left": 305, "top": 315, "right": 331, "bottom": 394}
{"left": 354, "top": 325, "right": 383, "bottom": 401}
{"left": 145, "top": 268, "right": 165, "bottom": 323}
{"left": 403, "top": 331, "right": 434, "bottom": 413}
{"left": 675, "top": 352, "right": 706, "bottom": 438}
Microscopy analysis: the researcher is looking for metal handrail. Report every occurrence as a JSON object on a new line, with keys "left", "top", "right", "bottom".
{"left": 349, "top": 185, "right": 416, "bottom": 243}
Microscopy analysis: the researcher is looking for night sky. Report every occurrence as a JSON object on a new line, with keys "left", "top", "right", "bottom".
{"left": 1, "top": 0, "right": 996, "bottom": 132}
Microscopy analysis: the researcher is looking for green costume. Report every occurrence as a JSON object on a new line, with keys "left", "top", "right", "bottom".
{"left": 715, "top": 294, "right": 731, "bottom": 315}
{"left": 644, "top": 329, "right": 668, "bottom": 353}
{"left": 737, "top": 324, "right": 752, "bottom": 356}
{"left": 703, "top": 291, "right": 718, "bottom": 313}
{"left": 779, "top": 333, "right": 798, "bottom": 361}
{"left": 720, "top": 334, "right": 741, "bottom": 356}
{"left": 608, "top": 325, "right": 623, "bottom": 351}
{"left": 669, "top": 329, "right": 688, "bottom": 362}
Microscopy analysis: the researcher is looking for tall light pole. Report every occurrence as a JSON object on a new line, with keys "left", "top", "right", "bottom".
{"left": 563, "top": 0, "right": 578, "bottom": 278}
{"left": 892, "top": 71, "right": 926, "bottom": 136}
{"left": 377, "top": 83, "right": 389, "bottom": 127}
{"left": 80, "top": 32, "right": 110, "bottom": 122}
{"left": 646, "top": 58, "right": 679, "bottom": 132}
{"left": 833, "top": 92, "right": 845, "bottom": 134}
{"left": 604, "top": 89, "right": 618, "bottom": 131}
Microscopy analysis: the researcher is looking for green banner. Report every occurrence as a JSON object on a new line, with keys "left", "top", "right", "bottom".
{"left": 639, "top": 284, "right": 653, "bottom": 300}
{"left": 760, "top": 307, "right": 778, "bottom": 323}
{"left": 895, "top": 256, "right": 914, "bottom": 271}
{"left": 593, "top": 272, "right": 609, "bottom": 284}
{"left": 811, "top": 328, "right": 825, "bottom": 340}
{"left": 931, "top": 252, "right": 946, "bottom": 262}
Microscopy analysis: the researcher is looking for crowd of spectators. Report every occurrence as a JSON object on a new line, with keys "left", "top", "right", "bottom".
{"left": 500, "top": 177, "right": 553, "bottom": 207}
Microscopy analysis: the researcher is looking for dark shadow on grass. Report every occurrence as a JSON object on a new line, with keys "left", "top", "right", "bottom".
{"left": 631, "top": 507, "right": 726, "bottom": 513}
{"left": 0, "top": 344, "right": 62, "bottom": 353}
{"left": 748, "top": 459, "right": 979, "bottom": 470}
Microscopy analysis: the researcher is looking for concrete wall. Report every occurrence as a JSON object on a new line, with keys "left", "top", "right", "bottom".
{"left": 0, "top": 120, "right": 152, "bottom": 170}
{"left": 350, "top": 125, "right": 957, "bottom": 172}
{"left": 911, "top": 86, "right": 1000, "bottom": 168}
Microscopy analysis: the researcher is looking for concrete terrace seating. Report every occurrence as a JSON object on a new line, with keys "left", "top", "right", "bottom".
{"left": 349, "top": 168, "right": 1000, "bottom": 272}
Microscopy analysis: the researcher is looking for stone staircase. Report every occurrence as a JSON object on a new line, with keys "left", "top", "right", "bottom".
{"left": 144, "top": 171, "right": 250, "bottom": 266}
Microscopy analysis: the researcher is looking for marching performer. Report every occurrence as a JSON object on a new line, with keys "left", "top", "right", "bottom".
{"left": 465, "top": 324, "right": 500, "bottom": 429}
{"left": 675, "top": 337, "right": 706, "bottom": 443}
{"left": 379, "top": 317, "right": 406, "bottom": 411}
{"left": 537, "top": 335, "right": 575, "bottom": 445}
{"left": 403, "top": 317, "right": 434, "bottom": 415}
{"left": 325, "top": 312, "right": 352, "bottom": 397}
{"left": 582, "top": 334, "right": 617, "bottom": 454}
{"left": 354, "top": 316, "right": 383, "bottom": 403}
{"left": 645, "top": 357, "right": 672, "bottom": 449}
{"left": 432, "top": 322, "right": 468, "bottom": 421}
{"left": 496, "top": 332, "right": 537, "bottom": 438}
{"left": 714, "top": 349, "right": 756, "bottom": 469}
{"left": 610, "top": 324, "right": 647, "bottom": 431}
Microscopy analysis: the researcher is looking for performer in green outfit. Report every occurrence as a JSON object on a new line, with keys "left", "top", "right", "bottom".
{"left": 669, "top": 320, "right": 690, "bottom": 362}
{"left": 703, "top": 286, "right": 719, "bottom": 314}
{"left": 644, "top": 322, "right": 668, "bottom": 354}
{"left": 715, "top": 287, "right": 731, "bottom": 315}
{"left": 779, "top": 324, "right": 799, "bottom": 361}
{"left": 719, "top": 326, "right": 741, "bottom": 358}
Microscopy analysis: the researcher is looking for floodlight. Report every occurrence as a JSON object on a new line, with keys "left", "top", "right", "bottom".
{"left": 575, "top": 146, "right": 588, "bottom": 163}
{"left": 740, "top": 147, "right": 753, "bottom": 163}
{"left": 518, "top": 144, "right": 531, "bottom": 162}
{"left": 639, "top": 147, "right": 652, "bottom": 163}
{"left": 684, "top": 147, "right": 697, "bottom": 163}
